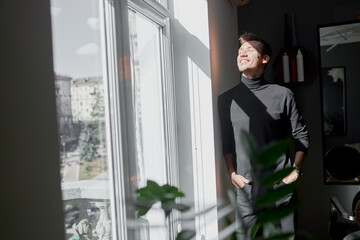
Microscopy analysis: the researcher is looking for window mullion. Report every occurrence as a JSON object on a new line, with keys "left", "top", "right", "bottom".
{"left": 100, "top": 0, "right": 129, "bottom": 239}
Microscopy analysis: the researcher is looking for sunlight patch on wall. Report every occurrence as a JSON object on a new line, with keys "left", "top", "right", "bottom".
{"left": 173, "top": 0, "right": 210, "bottom": 48}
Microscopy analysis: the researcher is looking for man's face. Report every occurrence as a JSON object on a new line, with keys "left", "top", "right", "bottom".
{"left": 237, "top": 40, "right": 269, "bottom": 78}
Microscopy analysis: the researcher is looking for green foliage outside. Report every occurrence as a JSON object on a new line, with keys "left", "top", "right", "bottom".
{"left": 78, "top": 123, "right": 99, "bottom": 162}
{"left": 77, "top": 88, "right": 105, "bottom": 163}
{"left": 90, "top": 89, "right": 105, "bottom": 144}
{"left": 79, "top": 157, "right": 107, "bottom": 180}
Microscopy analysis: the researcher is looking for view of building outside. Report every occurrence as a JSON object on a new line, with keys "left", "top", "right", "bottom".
{"left": 55, "top": 75, "right": 106, "bottom": 182}
{"left": 51, "top": 0, "right": 113, "bottom": 239}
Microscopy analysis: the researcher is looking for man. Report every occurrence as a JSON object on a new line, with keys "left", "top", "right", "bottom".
{"left": 218, "top": 32, "right": 309, "bottom": 239}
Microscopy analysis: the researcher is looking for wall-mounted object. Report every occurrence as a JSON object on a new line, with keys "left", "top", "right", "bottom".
{"left": 273, "top": 46, "right": 315, "bottom": 84}
{"left": 273, "top": 13, "right": 315, "bottom": 83}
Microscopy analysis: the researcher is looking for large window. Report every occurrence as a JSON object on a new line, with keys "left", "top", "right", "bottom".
{"left": 51, "top": 0, "right": 177, "bottom": 239}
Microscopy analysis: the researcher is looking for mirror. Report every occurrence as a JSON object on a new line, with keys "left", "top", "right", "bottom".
{"left": 321, "top": 66, "right": 346, "bottom": 136}
{"left": 318, "top": 20, "right": 360, "bottom": 184}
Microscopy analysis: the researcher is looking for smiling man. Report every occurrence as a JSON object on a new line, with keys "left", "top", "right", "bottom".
{"left": 217, "top": 33, "right": 309, "bottom": 240}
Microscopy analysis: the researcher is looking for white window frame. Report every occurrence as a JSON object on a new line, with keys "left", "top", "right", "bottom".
{"left": 107, "top": 0, "right": 180, "bottom": 238}
{"left": 104, "top": 0, "right": 218, "bottom": 239}
{"left": 127, "top": 0, "right": 179, "bottom": 188}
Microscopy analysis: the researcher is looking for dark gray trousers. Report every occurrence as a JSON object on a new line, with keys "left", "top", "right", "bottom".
{"left": 235, "top": 182, "right": 295, "bottom": 240}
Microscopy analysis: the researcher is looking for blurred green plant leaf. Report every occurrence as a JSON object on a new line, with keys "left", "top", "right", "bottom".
{"left": 254, "top": 232, "right": 294, "bottom": 240}
{"left": 136, "top": 180, "right": 160, "bottom": 201}
{"left": 261, "top": 168, "right": 294, "bottom": 187}
{"left": 162, "top": 202, "right": 190, "bottom": 218}
{"left": 160, "top": 184, "right": 185, "bottom": 202}
{"left": 241, "top": 131, "right": 259, "bottom": 161}
{"left": 133, "top": 201, "right": 156, "bottom": 218}
{"left": 250, "top": 224, "right": 260, "bottom": 239}
{"left": 239, "top": 131, "right": 304, "bottom": 239}
{"left": 256, "top": 182, "right": 298, "bottom": 208}
{"left": 135, "top": 180, "right": 188, "bottom": 218}
{"left": 176, "top": 230, "right": 196, "bottom": 240}
{"left": 256, "top": 201, "right": 300, "bottom": 225}
{"left": 145, "top": 180, "right": 163, "bottom": 198}
{"left": 257, "top": 139, "right": 290, "bottom": 168}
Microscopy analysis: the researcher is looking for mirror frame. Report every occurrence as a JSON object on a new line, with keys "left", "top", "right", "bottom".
{"left": 317, "top": 20, "right": 360, "bottom": 184}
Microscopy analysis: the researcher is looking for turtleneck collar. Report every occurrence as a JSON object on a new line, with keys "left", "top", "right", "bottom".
{"left": 241, "top": 74, "right": 267, "bottom": 90}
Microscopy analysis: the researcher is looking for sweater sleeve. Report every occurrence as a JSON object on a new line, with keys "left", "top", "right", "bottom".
{"left": 218, "top": 93, "right": 236, "bottom": 156}
{"left": 286, "top": 91, "right": 309, "bottom": 154}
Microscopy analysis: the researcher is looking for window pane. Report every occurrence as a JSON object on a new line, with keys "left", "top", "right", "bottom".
{"left": 51, "top": 0, "right": 115, "bottom": 239}
{"left": 128, "top": 9, "right": 168, "bottom": 239}
{"left": 128, "top": 9, "right": 167, "bottom": 187}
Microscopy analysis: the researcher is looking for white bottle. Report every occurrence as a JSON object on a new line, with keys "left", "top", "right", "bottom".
{"left": 296, "top": 49, "right": 305, "bottom": 82}
{"left": 282, "top": 52, "right": 290, "bottom": 83}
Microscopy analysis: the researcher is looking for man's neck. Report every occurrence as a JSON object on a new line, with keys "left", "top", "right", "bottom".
{"left": 242, "top": 73, "right": 263, "bottom": 79}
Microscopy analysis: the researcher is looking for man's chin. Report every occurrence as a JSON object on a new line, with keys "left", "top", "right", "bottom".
{"left": 238, "top": 67, "right": 248, "bottom": 73}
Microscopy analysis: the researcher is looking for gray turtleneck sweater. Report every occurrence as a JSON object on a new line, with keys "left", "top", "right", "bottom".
{"left": 218, "top": 75, "right": 309, "bottom": 183}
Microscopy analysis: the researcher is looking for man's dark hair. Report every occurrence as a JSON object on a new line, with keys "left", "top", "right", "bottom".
{"left": 239, "top": 32, "right": 272, "bottom": 59}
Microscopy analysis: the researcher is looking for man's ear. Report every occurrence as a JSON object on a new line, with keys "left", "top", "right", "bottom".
{"left": 262, "top": 55, "right": 270, "bottom": 64}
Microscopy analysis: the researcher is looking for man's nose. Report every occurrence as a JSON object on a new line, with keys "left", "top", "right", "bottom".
{"left": 239, "top": 51, "right": 247, "bottom": 56}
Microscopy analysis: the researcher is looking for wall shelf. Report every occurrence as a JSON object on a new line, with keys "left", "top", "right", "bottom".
{"left": 272, "top": 46, "right": 316, "bottom": 84}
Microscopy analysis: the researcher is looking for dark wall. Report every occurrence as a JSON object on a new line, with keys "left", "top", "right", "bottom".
{"left": 0, "top": 0, "right": 65, "bottom": 239}
{"left": 236, "top": 0, "right": 360, "bottom": 239}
